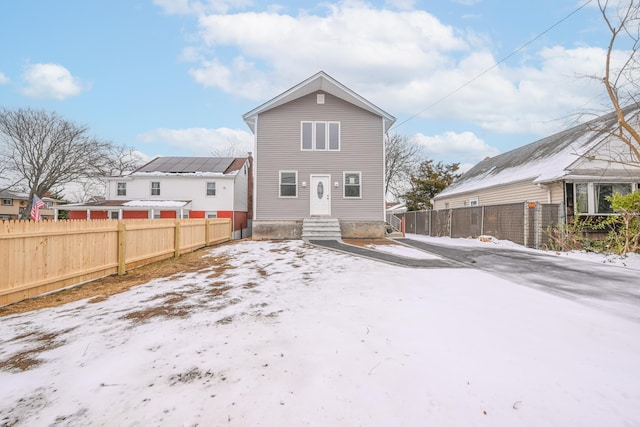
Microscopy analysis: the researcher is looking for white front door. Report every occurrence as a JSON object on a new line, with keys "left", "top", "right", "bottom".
{"left": 310, "top": 175, "right": 331, "bottom": 216}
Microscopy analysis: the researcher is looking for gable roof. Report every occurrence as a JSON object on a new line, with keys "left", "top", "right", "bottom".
{"left": 435, "top": 106, "right": 640, "bottom": 199}
{"left": 242, "top": 71, "right": 396, "bottom": 133}
{"left": 0, "top": 190, "right": 59, "bottom": 202}
{"left": 132, "top": 156, "right": 246, "bottom": 176}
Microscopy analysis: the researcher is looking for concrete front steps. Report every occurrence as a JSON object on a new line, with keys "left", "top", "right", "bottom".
{"left": 302, "top": 217, "right": 342, "bottom": 241}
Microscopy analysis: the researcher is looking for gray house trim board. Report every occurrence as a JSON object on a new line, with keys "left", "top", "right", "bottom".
{"left": 244, "top": 71, "right": 396, "bottom": 239}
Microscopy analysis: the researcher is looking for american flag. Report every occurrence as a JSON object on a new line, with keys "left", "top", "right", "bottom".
{"left": 30, "top": 195, "right": 46, "bottom": 221}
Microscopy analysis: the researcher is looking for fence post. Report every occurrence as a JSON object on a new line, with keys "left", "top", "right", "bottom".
{"left": 205, "top": 219, "right": 210, "bottom": 246}
{"left": 523, "top": 202, "right": 529, "bottom": 247}
{"left": 535, "top": 204, "right": 542, "bottom": 249}
{"left": 449, "top": 209, "right": 453, "bottom": 238}
{"left": 174, "top": 220, "right": 181, "bottom": 258}
{"left": 118, "top": 222, "right": 126, "bottom": 276}
{"left": 481, "top": 206, "right": 485, "bottom": 236}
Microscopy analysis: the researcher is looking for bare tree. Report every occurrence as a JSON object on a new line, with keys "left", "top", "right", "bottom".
{"left": 598, "top": 0, "right": 640, "bottom": 161}
{"left": 385, "top": 133, "right": 420, "bottom": 201}
{"left": 211, "top": 140, "right": 244, "bottom": 157}
{"left": 68, "top": 144, "right": 145, "bottom": 202}
{"left": 0, "top": 108, "right": 135, "bottom": 216}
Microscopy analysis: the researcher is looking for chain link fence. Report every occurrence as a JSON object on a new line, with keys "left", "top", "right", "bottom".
{"left": 391, "top": 202, "right": 562, "bottom": 249}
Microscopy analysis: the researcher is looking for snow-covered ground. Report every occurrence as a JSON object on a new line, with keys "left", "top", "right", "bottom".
{"left": 1, "top": 238, "right": 639, "bottom": 426}
{"left": 404, "top": 233, "right": 640, "bottom": 270}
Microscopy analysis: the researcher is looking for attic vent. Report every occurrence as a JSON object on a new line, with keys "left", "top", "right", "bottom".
{"left": 317, "top": 93, "right": 325, "bottom": 104}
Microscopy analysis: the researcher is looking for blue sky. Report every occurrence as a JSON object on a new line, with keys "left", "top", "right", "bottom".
{"left": 0, "top": 0, "right": 623, "bottom": 171}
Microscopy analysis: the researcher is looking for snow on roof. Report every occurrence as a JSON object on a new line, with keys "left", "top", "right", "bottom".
{"left": 436, "top": 107, "right": 640, "bottom": 199}
{"left": 122, "top": 200, "right": 189, "bottom": 208}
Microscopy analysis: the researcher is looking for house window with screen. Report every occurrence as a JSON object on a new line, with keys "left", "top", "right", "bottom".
{"left": 280, "top": 171, "right": 297, "bottom": 197}
{"left": 151, "top": 181, "right": 160, "bottom": 196}
{"left": 301, "top": 121, "right": 340, "bottom": 151}
{"left": 344, "top": 172, "right": 361, "bottom": 198}
{"left": 206, "top": 182, "right": 216, "bottom": 196}
{"left": 117, "top": 182, "right": 126, "bottom": 196}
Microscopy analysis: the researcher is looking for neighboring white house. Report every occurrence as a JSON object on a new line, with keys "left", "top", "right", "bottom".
{"left": 63, "top": 156, "right": 253, "bottom": 239}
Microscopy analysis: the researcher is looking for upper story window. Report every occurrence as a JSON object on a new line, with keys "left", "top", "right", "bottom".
{"left": 280, "top": 171, "right": 297, "bottom": 198}
{"left": 574, "top": 182, "right": 635, "bottom": 215}
{"left": 344, "top": 172, "right": 361, "bottom": 198}
{"left": 1, "top": 199, "right": 12, "bottom": 206}
{"left": 301, "top": 121, "right": 340, "bottom": 151}
{"left": 117, "top": 182, "right": 126, "bottom": 196}
{"left": 206, "top": 182, "right": 216, "bottom": 196}
{"left": 151, "top": 181, "right": 160, "bottom": 196}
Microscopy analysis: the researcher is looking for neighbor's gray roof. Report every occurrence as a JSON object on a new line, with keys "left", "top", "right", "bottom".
{"left": 133, "top": 157, "right": 244, "bottom": 174}
{"left": 435, "top": 106, "right": 640, "bottom": 199}
{"left": 242, "top": 71, "right": 396, "bottom": 133}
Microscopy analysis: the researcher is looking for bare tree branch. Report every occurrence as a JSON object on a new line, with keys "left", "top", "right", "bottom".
{"left": 0, "top": 108, "right": 140, "bottom": 216}
{"left": 385, "top": 133, "right": 420, "bottom": 200}
{"left": 598, "top": 0, "right": 640, "bottom": 161}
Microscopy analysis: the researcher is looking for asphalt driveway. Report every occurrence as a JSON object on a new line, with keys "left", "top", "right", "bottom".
{"left": 396, "top": 238, "right": 640, "bottom": 323}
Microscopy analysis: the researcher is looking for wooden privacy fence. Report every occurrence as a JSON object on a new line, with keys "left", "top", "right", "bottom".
{"left": 391, "top": 202, "right": 562, "bottom": 249}
{"left": 0, "top": 218, "right": 232, "bottom": 306}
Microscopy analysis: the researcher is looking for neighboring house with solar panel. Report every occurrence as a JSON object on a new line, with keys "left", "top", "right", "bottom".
{"left": 243, "top": 71, "right": 396, "bottom": 240}
{"left": 63, "top": 156, "right": 253, "bottom": 239}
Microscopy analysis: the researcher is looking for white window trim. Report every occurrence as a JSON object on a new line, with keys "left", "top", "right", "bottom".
{"left": 573, "top": 182, "right": 637, "bottom": 215}
{"left": 151, "top": 181, "right": 161, "bottom": 196}
{"left": 206, "top": 181, "right": 216, "bottom": 196}
{"left": 343, "top": 171, "right": 362, "bottom": 199}
{"left": 117, "top": 182, "right": 127, "bottom": 196}
{"left": 1, "top": 198, "right": 12, "bottom": 206}
{"left": 279, "top": 170, "right": 298, "bottom": 198}
{"left": 301, "top": 121, "right": 340, "bottom": 151}
{"left": 469, "top": 197, "right": 479, "bottom": 207}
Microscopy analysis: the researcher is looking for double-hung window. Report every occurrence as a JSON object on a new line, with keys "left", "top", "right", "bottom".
{"left": 301, "top": 121, "right": 340, "bottom": 151}
{"left": 117, "top": 182, "right": 126, "bottom": 196}
{"left": 280, "top": 171, "right": 297, "bottom": 197}
{"left": 1, "top": 199, "right": 12, "bottom": 206}
{"left": 344, "top": 172, "right": 361, "bottom": 198}
{"left": 151, "top": 181, "right": 160, "bottom": 196}
{"left": 206, "top": 182, "right": 216, "bottom": 196}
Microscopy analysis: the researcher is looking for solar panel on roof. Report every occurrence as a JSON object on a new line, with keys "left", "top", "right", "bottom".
{"left": 137, "top": 157, "right": 236, "bottom": 173}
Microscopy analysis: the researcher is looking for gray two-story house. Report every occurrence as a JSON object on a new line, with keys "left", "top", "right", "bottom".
{"left": 243, "top": 71, "right": 395, "bottom": 240}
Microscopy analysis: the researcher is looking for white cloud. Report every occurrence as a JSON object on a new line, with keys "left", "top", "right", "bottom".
{"left": 153, "top": 0, "right": 251, "bottom": 15}
{"left": 137, "top": 127, "right": 254, "bottom": 157}
{"left": 187, "top": 3, "right": 468, "bottom": 100}
{"left": 21, "top": 63, "right": 87, "bottom": 100}
{"left": 0, "top": 72, "right": 9, "bottom": 84}
{"left": 413, "top": 131, "right": 500, "bottom": 166}
{"left": 384, "top": 0, "right": 416, "bottom": 10}
{"left": 167, "top": 2, "right": 626, "bottom": 142}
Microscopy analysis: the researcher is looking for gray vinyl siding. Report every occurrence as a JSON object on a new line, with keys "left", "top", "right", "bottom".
{"left": 433, "top": 181, "right": 564, "bottom": 209}
{"left": 255, "top": 92, "right": 384, "bottom": 221}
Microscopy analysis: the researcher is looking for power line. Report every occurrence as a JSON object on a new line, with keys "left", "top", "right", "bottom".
{"left": 390, "top": 0, "right": 594, "bottom": 131}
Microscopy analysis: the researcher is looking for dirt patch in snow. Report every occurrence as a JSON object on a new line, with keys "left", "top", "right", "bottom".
{"left": 0, "top": 242, "right": 236, "bottom": 318}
